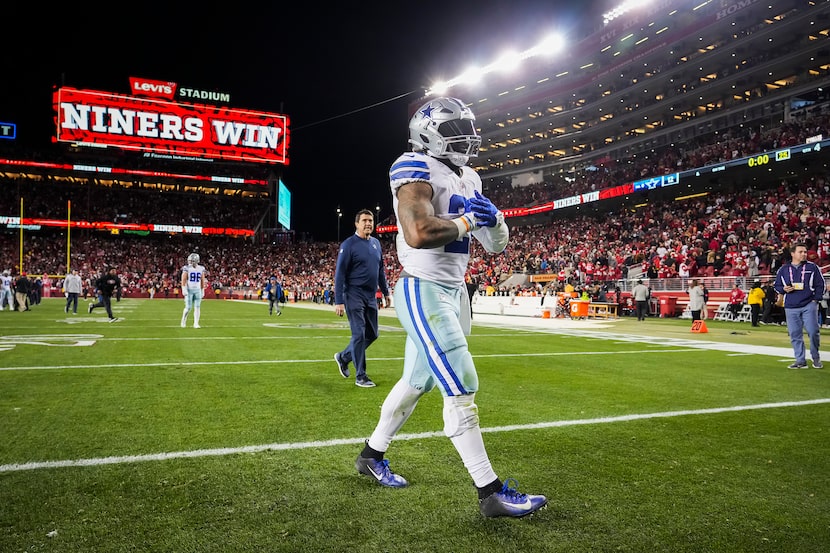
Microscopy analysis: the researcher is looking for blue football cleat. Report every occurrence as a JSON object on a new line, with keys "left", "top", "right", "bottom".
{"left": 355, "top": 456, "right": 408, "bottom": 488}
{"left": 479, "top": 478, "right": 547, "bottom": 518}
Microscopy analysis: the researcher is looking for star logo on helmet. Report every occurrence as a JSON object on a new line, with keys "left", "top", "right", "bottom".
{"left": 420, "top": 105, "right": 435, "bottom": 119}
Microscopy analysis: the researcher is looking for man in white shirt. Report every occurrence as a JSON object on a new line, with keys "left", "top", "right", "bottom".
{"left": 632, "top": 279, "right": 650, "bottom": 320}
{"left": 63, "top": 269, "right": 83, "bottom": 314}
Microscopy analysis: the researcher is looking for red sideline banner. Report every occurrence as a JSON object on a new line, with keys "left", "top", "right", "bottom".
{"left": 53, "top": 87, "right": 290, "bottom": 165}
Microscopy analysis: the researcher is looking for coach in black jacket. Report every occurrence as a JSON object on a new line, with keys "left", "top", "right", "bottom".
{"left": 89, "top": 267, "right": 121, "bottom": 322}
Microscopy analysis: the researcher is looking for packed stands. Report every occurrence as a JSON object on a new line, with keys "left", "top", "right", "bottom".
{"left": 3, "top": 0, "right": 830, "bottom": 311}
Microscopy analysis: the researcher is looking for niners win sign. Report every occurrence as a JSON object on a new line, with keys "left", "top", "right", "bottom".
{"left": 53, "top": 87, "right": 290, "bottom": 165}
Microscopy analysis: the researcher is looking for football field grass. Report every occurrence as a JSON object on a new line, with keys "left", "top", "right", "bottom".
{"left": 1, "top": 297, "right": 828, "bottom": 552}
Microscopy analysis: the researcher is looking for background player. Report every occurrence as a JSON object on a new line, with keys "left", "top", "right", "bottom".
{"left": 354, "top": 97, "right": 547, "bottom": 518}
{"left": 0, "top": 270, "right": 13, "bottom": 310}
{"left": 181, "top": 253, "right": 207, "bottom": 328}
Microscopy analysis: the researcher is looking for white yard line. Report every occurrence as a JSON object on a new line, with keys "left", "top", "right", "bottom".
{"left": 2, "top": 398, "right": 827, "bottom": 474}
{"left": 0, "top": 349, "right": 698, "bottom": 371}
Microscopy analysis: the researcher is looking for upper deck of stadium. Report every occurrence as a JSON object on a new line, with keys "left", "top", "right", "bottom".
{"left": 423, "top": 0, "right": 830, "bottom": 189}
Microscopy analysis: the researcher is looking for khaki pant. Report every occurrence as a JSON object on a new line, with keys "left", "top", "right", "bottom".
{"left": 15, "top": 292, "right": 28, "bottom": 312}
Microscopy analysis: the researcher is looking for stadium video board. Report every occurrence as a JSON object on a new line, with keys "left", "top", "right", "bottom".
{"left": 52, "top": 87, "right": 290, "bottom": 165}
{"left": 278, "top": 179, "right": 291, "bottom": 230}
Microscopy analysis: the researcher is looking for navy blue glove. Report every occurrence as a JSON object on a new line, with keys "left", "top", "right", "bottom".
{"left": 468, "top": 190, "right": 500, "bottom": 227}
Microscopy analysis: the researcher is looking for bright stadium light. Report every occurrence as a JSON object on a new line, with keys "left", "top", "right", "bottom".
{"left": 459, "top": 66, "right": 485, "bottom": 87}
{"left": 536, "top": 33, "right": 565, "bottom": 57}
{"left": 425, "top": 30, "right": 565, "bottom": 95}
{"left": 429, "top": 81, "right": 449, "bottom": 96}
{"left": 492, "top": 50, "right": 522, "bottom": 73}
{"left": 603, "top": 0, "right": 651, "bottom": 25}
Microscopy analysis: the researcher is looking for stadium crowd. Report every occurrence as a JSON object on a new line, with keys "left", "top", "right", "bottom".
{"left": 1, "top": 117, "right": 829, "bottom": 302}
{"left": 0, "top": 178, "right": 268, "bottom": 230}
{"left": 487, "top": 114, "right": 830, "bottom": 210}
{"left": 2, "top": 168, "right": 828, "bottom": 305}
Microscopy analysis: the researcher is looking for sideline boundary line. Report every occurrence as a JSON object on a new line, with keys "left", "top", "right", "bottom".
{"left": 2, "top": 398, "right": 827, "bottom": 474}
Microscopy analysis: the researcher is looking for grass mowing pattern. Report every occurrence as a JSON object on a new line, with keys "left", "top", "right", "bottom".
{"left": 1, "top": 298, "right": 828, "bottom": 552}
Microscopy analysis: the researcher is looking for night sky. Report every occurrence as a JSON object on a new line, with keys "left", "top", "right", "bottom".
{"left": 3, "top": 1, "right": 608, "bottom": 240}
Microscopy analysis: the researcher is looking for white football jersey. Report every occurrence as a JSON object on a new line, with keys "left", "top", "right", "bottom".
{"left": 390, "top": 152, "right": 481, "bottom": 285}
{"left": 182, "top": 264, "right": 206, "bottom": 291}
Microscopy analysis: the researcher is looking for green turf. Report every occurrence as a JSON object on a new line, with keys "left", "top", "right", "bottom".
{"left": 1, "top": 298, "right": 828, "bottom": 552}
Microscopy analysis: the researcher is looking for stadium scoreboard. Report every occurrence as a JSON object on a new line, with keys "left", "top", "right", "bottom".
{"left": 52, "top": 80, "right": 290, "bottom": 165}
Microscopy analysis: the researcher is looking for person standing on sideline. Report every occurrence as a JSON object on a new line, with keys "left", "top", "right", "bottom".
{"left": 687, "top": 279, "right": 705, "bottom": 321}
{"left": 265, "top": 275, "right": 283, "bottom": 316}
{"left": 701, "top": 283, "right": 710, "bottom": 319}
{"left": 181, "top": 253, "right": 207, "bottom": 328}
{"left": 353, "top": 97, "right": 547, "bottom": 518}
{"left": 63, "top": 269, "right": 83, "bottom": 314}
{"left": 465, "top": 273, "right": 478, "bottom": 320}
{"left": 40, "top": 273, "right": 51, "bottom": 299}
{"left": 14, "top": 272, "right": 30, "bottom": 312}
{"left": 88, "top": 267, "right": 120, "bottom": 322}
{"left": 333, "top": 209, "right": 391, "bottom": 388}
{"left": 747, "top": 279, "right": 764, "bottom": 327}
{"left": 728, "top": 283, "right": 746, "bottom": 320}
{"left": 774, "top": 242, "right": 825, "bottom": 369}
{"left": 761, "top": 279, "right": 776, "bottom": 324}
{"left": 632, "top": 279, "right": 650, "bottom": 320}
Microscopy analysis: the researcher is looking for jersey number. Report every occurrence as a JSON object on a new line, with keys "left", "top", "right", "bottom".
{"left": 188, "top": 272, "right": 200, "bottom": 282}
{"left": 444, "top": 194, "right": 470, "bottom": 254}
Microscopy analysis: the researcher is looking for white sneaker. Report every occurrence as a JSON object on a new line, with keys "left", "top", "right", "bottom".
{"left": 193, "top": 324, "right": 201, "bottom": 329}
{"left": 181, "top": 322, "right": 186, "bottom": 328}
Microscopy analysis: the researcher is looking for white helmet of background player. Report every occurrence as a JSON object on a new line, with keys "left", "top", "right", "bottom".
{"left": 187, "top": 253, "right": 200, "bottom": 267}
{"left": 408, "top": 97, "right": 481, "bottom": 167}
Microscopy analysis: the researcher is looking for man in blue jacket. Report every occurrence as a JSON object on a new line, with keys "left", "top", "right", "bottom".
{"left": 774, "top": 242, "right": 825, "bottom": 369}
{"left": 265, "top": 276, "right": 283, "bottom": 316}
{"left": 333, "top": 209, "right": 391, "bottom": 387}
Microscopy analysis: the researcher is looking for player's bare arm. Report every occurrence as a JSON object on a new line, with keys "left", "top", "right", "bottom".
{"left": 396, "top": 181, "right": 464, "bottom": 249}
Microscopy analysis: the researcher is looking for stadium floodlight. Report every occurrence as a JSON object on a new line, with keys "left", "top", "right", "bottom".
{"left": 458, "top": 66, "right": 485, "bottom": 87}
{"left": 426, "top": 30, "right": 566, "bottom": 96}
{"left": 491, "top": 50, "right": 522, "bottom": 74}
{"left": 536, "top": 33, "right": 565, "bottom": 57}
{"left": 603, "top": 0, "right": 651, "bottom": 25}
{"left": 429, "top": 81, "right": 449, "bottom": 96}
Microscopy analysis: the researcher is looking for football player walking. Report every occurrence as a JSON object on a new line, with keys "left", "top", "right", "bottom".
{"left": 181, "top": 253, "right": 207, "bottom": 328}
{"left": 354, "top": 97, "right": 547, "bottom": 518}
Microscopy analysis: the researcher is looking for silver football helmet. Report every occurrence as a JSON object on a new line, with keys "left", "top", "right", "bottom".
{"left": 187, "top": 253, "right": 200, "bottom": 266}
{"left": 408, "top": 97, "right": 481, "bottom": 167}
